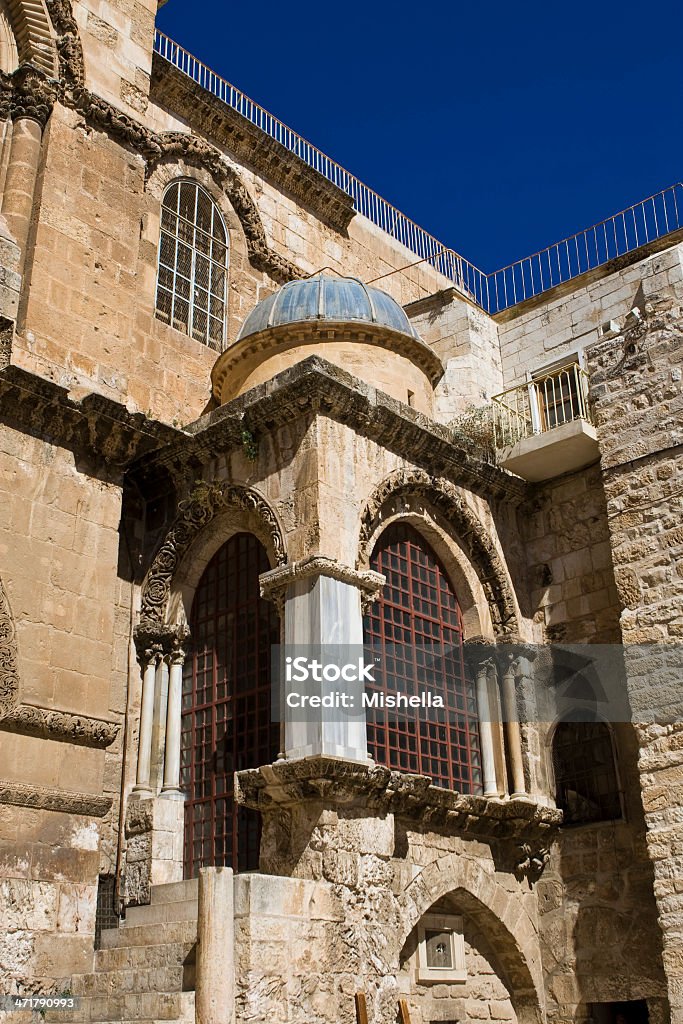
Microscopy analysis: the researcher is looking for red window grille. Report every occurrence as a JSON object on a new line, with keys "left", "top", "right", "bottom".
{"left": 553, "top": 719, "right": 622, "bottom": 825}
{"left": 181, "top": 532, "right": 279, "bottom": 878}
{"left": 364, "top": 523, "right": 482, "bottom": 794}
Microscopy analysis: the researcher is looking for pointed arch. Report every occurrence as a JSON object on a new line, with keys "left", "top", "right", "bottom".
{"left": 357, "top": 469, "right": 520, "bottom": 638}
{"left": 400, "top": 855, "right": 544, "bottom": 1024}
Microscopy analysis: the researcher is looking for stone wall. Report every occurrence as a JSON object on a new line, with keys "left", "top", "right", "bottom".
{"left": 587, "top": 269, "right": 683, "bottom": 1019}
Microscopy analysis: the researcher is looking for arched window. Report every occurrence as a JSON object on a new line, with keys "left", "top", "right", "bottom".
{"left": 155, "top": 180, "right": 228, "bottom": 351}
{"left": 181, "top": 533, "right": 279, "bottom": 877}
{"left": 552, "top": 718, "right": 622, "bottom": 825}
{"left": 364, "top": 523, "right": 482, "bottom": 794}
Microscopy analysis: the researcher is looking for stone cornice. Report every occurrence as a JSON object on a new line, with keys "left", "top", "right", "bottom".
{"left": 150, "top": 54, "right": 356, "bottom": 235}
{"left": 141, "top": 357, "right": 528, "bottom": 505}
{"left": 259, "top": 556, "right": 385, "bottom": 610}
{"left": 236, "top": 756, "right": 562, "bottom": 843}
{"left": 0, "top": 363, "right": 184, "bottom": 469}
{"left": 0, "top": 779, "right": 112, "bottom": 816}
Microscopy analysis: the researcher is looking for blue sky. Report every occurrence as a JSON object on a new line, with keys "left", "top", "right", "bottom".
{"left": 157, "top": 0, "right": 682, "bottom": 273}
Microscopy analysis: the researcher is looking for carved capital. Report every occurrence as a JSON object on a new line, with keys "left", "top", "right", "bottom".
{"left": 259, "top": 555, "right": 385, "bottom": 611}
{"left": 515, "top": 842, "right": 551, "bottom": 885}
{"left": 10, "top": 64, "right": 57, "bottom": 127}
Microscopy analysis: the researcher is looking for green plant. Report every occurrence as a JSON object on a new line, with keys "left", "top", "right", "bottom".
{"left": 448, "top": 403, "right": 497, "bottom": 463}
{"left": 241, "top": 428, "right": 259, "bottom": 461}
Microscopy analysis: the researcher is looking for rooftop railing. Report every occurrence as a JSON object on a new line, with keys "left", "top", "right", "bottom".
{"left": 154, "top": 30, "right": 683, "bottom": 315}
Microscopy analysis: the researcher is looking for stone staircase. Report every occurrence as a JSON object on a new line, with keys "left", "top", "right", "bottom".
{"left": 52, "top": 879, "right": 198, "bottom": 1024}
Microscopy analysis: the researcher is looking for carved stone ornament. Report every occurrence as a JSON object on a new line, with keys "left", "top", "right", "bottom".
{"left": 357, "top": 469, "right": 519, "bottom": 638}
{"left": 236, "top": 756, "right": 562, "bottom": 843}
{"left": 515, "top": 842, "right": 551, "bottom": 884}
{"left": 259, "top": 555, "right": 385, "bottom": 615}
{"left": 8, "top": 62, "right": 57, "bottom": 125}
{"left": 139, "top": 480, "right": 287, "bottom": 626}
{"left": 32, "top": 0, "right": 303, "bottom": 285}
{"left": 0, "top": 779, "right": 112, "bottom": 816}
{"left": 0, "top": 576, "right": 20, "bottom": 717}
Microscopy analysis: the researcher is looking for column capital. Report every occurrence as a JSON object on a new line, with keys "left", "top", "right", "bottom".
{"left": 9, "top": 64, "right": 57, "bottom": 128}
{"left": 134, "top": 621, "right": 190, "bottom": 660}
{"left": 259, "top": 555, "right": 385, "bottom": 612}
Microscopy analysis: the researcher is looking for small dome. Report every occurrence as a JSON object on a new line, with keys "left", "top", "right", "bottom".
{"left": 237, "top": 274, "right": 420, "bottom": 342}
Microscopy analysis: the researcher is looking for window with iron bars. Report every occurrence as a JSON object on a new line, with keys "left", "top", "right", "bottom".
{"left": 155, "top": 180, "right": 228, "bottom": 351}
{"left": 553, "top": 718, "right": 623, "bottom": 825}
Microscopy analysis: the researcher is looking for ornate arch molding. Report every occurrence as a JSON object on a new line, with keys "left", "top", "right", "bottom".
{"left": 2, "top": 0, "right": 56, "bottom": 75}
{"left": 357, "top": 469, "right": 519, "bottom": 638}
{"left": 139, "top": 480, "right": 287, "bottom": 629}
{"left": 399, "top": 856, "right": 544, "bottom": 1023}
{"left": 35, "top": 0, "right": 301, "bottom": 286}
{"left": 0, "top": 575, "right": 19, "bottom": 716}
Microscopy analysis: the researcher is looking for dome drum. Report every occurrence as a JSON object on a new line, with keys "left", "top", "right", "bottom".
{"left": 211, "top": 275, "right": 444, "bottom": 413}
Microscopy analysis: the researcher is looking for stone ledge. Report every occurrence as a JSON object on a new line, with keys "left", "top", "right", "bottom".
{"left": 236, "top": 756, "right": 562, "bottom": 843}
{"left": 0, "top": 779, "right": 112, "bottom": 816}
{"left": 151, "top": 56, "right": 356, "bottom": 235}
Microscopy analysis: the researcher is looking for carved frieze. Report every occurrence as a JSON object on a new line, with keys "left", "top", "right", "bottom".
{"left": 139, "top": 480, "right": 287, "bottom": 626}
{"left": 0, "top": 779, "right": 112, "bottom": 816}
{"left": 1, "top": 702, "right": 119, "bottom": 747}
{"left": 0, "top": 576, "right": 19, "bottom": 717}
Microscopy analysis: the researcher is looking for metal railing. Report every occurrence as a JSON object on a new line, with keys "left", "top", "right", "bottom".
{"left": 491, "top": 363, "right": 591, "bottom": 449}
{"left": 153, "top": 30, "right": 683, "bottom": 314}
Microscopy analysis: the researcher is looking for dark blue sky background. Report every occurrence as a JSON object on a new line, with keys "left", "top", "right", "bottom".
{"left": 157, "top": 0, "right": 682, "bottom": 273}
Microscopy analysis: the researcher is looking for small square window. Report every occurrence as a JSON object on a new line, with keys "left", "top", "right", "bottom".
{"left": 417, "top": 914, "right": 465, "bottom": 983}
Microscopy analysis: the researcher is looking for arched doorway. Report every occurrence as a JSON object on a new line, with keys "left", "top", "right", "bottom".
{"left": 181, "top": 532, "right": 279, "bottom": 877}
{"left": 364, "top": 522, "right": 483, "bottom": 794}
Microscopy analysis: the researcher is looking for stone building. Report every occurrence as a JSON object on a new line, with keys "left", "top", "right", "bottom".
{"left": 0, "top": 2, "right": 681, "bottom": 1024}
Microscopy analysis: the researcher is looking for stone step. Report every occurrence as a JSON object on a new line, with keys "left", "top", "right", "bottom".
{"left": 150, "top": 879, "right": 198, "bottom": 906}
{"left": 89, "top": 992, "right": 195, "bottom": 1024}
{"left": 99, "top": 919, "right": 197, "bottom": 949}
{"left": 95, "top": 940, "right": 195, "bottom": 973}
{"left": 71, "top": 965, "right": 185, "bottom": 997}
{"left": 124, "top": 899, "right": 198, "bottom": 928}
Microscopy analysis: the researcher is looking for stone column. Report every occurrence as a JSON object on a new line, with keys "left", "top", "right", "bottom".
{"left": 196, "top": 866, "right": 234, "bottom": 1024}
{"left": 501, "top": 653, "right": 527, "bottom": 799}
{"left": 161, "top": 642, "right": 186, "bottom": 799}
{"left": 260, "top": 556, "right": 385, "bottom": 763}
{"left": 475, "top": 658, "right": 499, "bottom": 798}
{"left": 1, "top": 66, "right": 55, "bottom": 275}
{"left": 132, "top": 647, "right": 159, "bottom": 796}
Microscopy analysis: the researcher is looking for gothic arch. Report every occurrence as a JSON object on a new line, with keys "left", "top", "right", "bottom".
{"left": 357, "top": 470, "right": 519, "bottom": 638}
{"left": 2, "top": 0, "right": 56, "bottom": 75}
{"left": 0, "top": 574, "right": 19, "bottom": 717}
{"left": 139, "top": 481, "right": 287, "bottom": 628}
{"left": 400, "top": 855, "right": 544, "bottom": 1024}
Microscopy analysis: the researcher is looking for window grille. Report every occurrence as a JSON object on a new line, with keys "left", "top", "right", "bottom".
{"left": 553, "top": 719, "right": 622, "bottom": 825}
{"left": 94, "top": 874, "right": 118, "bottom": 949}
{"left": 155, "top": 180, "right": 228, "bottom": 351}
{"left": 364, "top": 523, "right": 482, "bottom": 794}
{"left": 181, "top": 533, "right": 279, "bottom": 877}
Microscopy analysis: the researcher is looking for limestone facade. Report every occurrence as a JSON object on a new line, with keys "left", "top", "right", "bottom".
{"left": 0, "top": 3, "right": 680, "bottom": 1024}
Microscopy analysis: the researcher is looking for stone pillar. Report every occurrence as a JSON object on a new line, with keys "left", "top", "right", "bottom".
{"left": 161, "top": 641, "right": 186, "bottom": 799}
{"left": 1, "top": 66, "right": 56, "bottom": 275}
{"left": 132, "top": 647, "right": 159, "bottom": 796}
{"left": 260, "top": 556, "right": 385, "bottom": 763}
{"left": 501, "top": 653, "right": 527, "bottom": 799}
{"left": 196, "top": 867, "right": 234, "bottom": 1024}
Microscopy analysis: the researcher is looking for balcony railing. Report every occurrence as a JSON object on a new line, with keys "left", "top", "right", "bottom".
{"left": 491, "top": 363, "right": 591, "bottom": 449}
{"left": 153, "top": 30, "right": 683, "bottom": 314}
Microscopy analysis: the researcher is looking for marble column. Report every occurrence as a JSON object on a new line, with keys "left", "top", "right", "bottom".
{"left": 474, "top": 657, "right": 499, "bottom": 798}
{"left": 132, "top": 647, "right": 159, "bottom": 796}
{"left": 161, "top": 642, "right": 186, "bottom": 799}
{"left": 501, "top": 653, "right": 527, "bottom": 798}
{"left": 260, "top": 556, "right": 385, "bottom": 764}
{"left": 196, "top": 867, "right": 234, "bottom": 1024}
